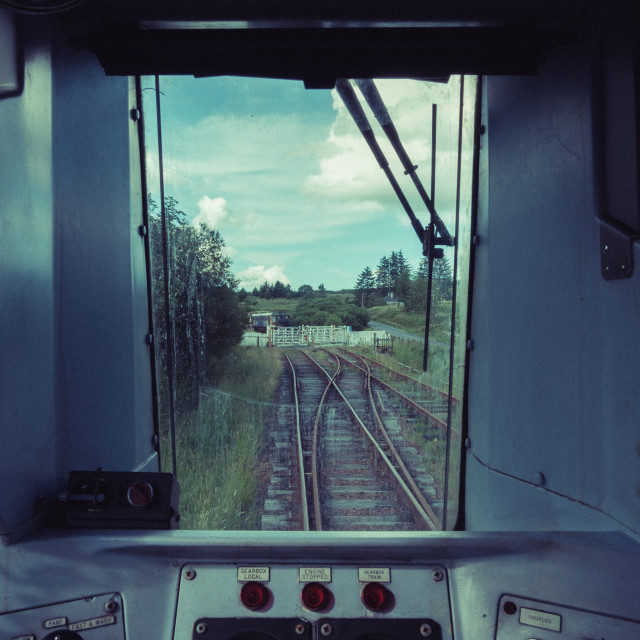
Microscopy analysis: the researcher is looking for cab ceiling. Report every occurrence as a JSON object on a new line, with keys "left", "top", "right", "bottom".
{"left": 62, "top": 0, "right": 585, "bottom": 83}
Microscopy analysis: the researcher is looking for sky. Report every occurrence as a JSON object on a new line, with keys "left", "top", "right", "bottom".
{"left": 143, "top": 75, "right": 473, "bottom": 291}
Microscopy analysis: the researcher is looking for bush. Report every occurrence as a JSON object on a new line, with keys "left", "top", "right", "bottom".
{"left": 291, "top": 297, "right": 370, "bottom": 330}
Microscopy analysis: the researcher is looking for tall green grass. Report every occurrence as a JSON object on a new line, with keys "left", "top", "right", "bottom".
{"left": 356, "top": 340, "right": 456, "bottom": 395}
{"left": 167, "top": 347, "right": 283, "bottom": 530}
{"left": 368, "top": 301, "right": 452, "bottom": 340}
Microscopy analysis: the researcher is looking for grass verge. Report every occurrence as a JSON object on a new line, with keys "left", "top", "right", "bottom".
{"left": 368, "top": 301, "right": 452, "bottom": 341}
{"left": 170, "top": 347, "right": 283, "bottom": 530}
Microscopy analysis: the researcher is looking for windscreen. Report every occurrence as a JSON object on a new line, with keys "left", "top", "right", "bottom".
{"left": 141, "top": 75, "right": 477, "bottom": 531}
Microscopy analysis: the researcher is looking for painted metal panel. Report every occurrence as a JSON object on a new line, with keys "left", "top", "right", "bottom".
{"left": 0, "top": 19, "right": 156, "bottom": 539}
{"left": 0, "top": 19, "right": 56, "bottom": 537}
{"left": 1, "top": 530, "right": 639, "bottom": 638}
{"left": 466, "top": 31, "right": 640, "bottom": 533}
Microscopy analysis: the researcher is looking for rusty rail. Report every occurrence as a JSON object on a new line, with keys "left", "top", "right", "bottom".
{"left": 281, "top": 349, "right": 310, "bottom": 531}
{"left": 336, "top": 349, "right": 454, "bottom": 435}
{"left": 302, "top": 349, "right": 438, "bottom": 531}
{"left": 336, "top": 351, "right": 442, "bottom": 530}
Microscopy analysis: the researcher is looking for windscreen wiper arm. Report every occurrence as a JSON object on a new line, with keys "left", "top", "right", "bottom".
{"left": 334, "top": 79, "right": 427, "bottom": 248}
{"left": 354, "top": 79, "right": 454, "bottom": 248}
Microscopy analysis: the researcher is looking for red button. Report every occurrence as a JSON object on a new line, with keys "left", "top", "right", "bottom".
{"left": 127, "top": 481, "right": 154, "bottom": 507}
{"left": 301, "top": 582, "right": 330, "bottom": 611}
{"left": 361, "top": 582, "right": 392, "bottom": 611}
{"left": 240, "top": 581, "right": 270, "bottom": 610}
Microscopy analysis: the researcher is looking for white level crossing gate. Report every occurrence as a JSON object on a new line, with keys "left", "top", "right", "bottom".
{"left": 271, "top": 325, "right": 349, "bottom": 346}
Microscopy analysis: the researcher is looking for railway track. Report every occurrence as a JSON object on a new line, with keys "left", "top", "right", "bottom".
{"left": 336, "top": 348, "right": 461, "bottom": 437}
{"left": 261, "top": 347, "right": 446, "bottom": 532}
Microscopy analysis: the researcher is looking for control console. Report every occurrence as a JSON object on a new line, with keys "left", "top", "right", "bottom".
{"left": 496, "top": 594, "right": 640, "bottom": 639}
{"left": 0, "top": 593, "right": 124, "bottom": 640}
{"left": 174, "top": 563, "right": 451, "bottom": 640}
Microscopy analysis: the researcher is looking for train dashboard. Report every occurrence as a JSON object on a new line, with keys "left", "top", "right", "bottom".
{"left": 2, "top": 529, "right": 639, "bottom": 639}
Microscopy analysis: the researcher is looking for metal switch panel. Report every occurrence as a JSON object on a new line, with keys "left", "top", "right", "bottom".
{"left": 63, "top": 470, "right": 179, "bottom": 529}
{"left": 175, "top": 563, "right": 452, "bottom": 640}
{"left": 496, "top": 594, "right": 640, "bottom": 639}
{"left": 0, "top": 593, "right": 125, "bottom": 639}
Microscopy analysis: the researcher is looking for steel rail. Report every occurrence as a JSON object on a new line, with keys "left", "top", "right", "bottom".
{"left": 343, "top": 351, "right": 443, "bottom": 530}
{"left": 335, "top": 350, "right": 453, "bottom": 435}
{"left": 298, "top": 349, "right": 342, "bottom": 532}
{"left": 338, "top": 347, "right": 459, "bottom": 406}
{"left": 280, "top": 349, "right": 310, "bottom": 531}
{"left": 302, "top": 349, "right": 438, "bottom": 531}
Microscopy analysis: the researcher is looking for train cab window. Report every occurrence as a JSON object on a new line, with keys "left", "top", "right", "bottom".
{"left": 141, "top": 75, "right": 477, "bottom": 532}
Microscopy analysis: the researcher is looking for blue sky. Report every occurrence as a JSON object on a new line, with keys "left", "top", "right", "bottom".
{"left": 143, "top": 76, "right": 469, "bottom": 291}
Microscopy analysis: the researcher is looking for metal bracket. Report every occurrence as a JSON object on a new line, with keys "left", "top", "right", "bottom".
{"left": 600, "top": 219, "right": 635, "bottom": 280}
{"left": 422, "top": 223, "right": 447, "bottom": 259}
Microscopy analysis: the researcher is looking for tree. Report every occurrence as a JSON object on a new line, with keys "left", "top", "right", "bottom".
{"left": 298, "top": 284, "right": 314, "bottom": 297}
{"left": 432, "top": 255, "right": 453, "bottom": 302}
{"left": 407, "top": 257, "right": 429, "bottom": 312}
{"left": 271, "top": 280, "right": 288, "bottom": 299}
{"left": 203, "top": 286, "right": 245, "bottom": 371}
{"left": 354, "top": 266, "right": 376, "bottom": 307}
{"left": 376, "top": 255, "right": 391, "bottom": 294}
{"left": 388, "top": 250, "right": 411, "bottom": 292}
{"left": 416, "top": 256, "right": 430, "bottom": 279}
{"left": 148, "top": 195, "right": 243, "bottom": 410}
{"left": 292, "top": 297, "right": 370, "bottom": 330}
{"left": 395, "top": 267, "right": 412, "bottom": 303}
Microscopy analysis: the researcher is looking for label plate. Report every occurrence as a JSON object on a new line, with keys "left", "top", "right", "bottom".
{"left": 358, "top": 568, "right": 391, "bottom": 583}
{"left": 237, "top": 567, "right": 270, "bottom": 582}
{"left": 299, "top": 567, "right": 332, "bottom": 583}
{"left": 44, "top": 617, "right": 67, "bottom": 628}
{"left": 68, "top": 614, "right": 116, "bottom": 631}
{"left": 519, "top": 607, "right": 562, "bottom": 632}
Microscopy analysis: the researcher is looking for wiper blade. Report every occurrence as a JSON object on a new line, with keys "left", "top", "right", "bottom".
{"left": 354, "top": 79, "right": 454, "bottom": 247}
{"left": 334, "top": 79, "right": 427, "bottom": 247}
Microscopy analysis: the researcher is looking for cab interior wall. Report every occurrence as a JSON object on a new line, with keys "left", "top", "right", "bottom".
{"left": 465, "top": 25, "right": 640, "bottom": 534}
{"left": 0, "top": 13, "right": 156, "bottom": 538}
{"left": 1, "top": 2, "right": 640, "bottom": 639}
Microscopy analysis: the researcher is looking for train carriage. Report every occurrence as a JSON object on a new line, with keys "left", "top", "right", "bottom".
{"left": 250, "top": 311, "right": 291, "bottom": 333}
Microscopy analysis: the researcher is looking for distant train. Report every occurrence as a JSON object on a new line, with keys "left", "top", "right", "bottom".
{"left": 249, "top": 311, "right": 290, "bottom": 333}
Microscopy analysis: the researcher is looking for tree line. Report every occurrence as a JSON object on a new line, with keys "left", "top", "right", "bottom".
{"left": 354, "top": 250, "right": 453, "bottom": 311}
{"left": 242, "top": 282, "right": 326, "bottom": 300}
{"left": 148, "top": 195, "right": 455, "bottom": 412}
{"left": 245, "top": 247, "right": 454, "bottom": 321}
{"left": 149, "top": 196, "right": 245, "bottom": 410}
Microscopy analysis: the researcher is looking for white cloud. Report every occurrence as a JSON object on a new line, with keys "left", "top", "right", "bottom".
{"left": 223, "top": 245, "right": 238, "bottom": 258}
{"left": 151, "top": 75, "right": 472, "bottom": 290}
{"left": 192, "top": 195, "right": 231, "bottom": 228}
{"left": 301, "top": 80, "right": 445, "bottom": 208}
{"left": 238, "top": 264, "right": 291, "bottom": 290}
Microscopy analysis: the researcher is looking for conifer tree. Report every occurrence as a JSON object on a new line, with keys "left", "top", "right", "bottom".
{"left": 354, "top": 266, "right": 376, "bottom": 307}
